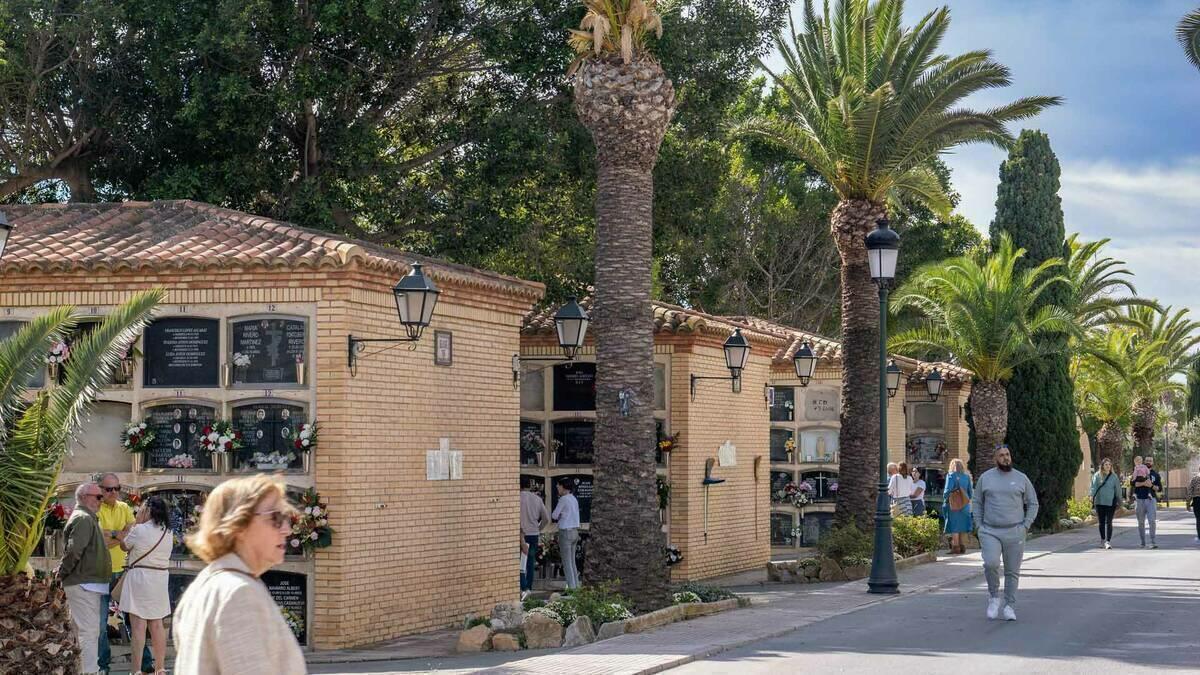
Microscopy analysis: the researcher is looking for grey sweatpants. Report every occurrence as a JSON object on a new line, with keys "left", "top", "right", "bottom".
{"left": 979, "top": 525, "right": 1026, "bottom": 607}
{"left": 1135, "top": 498, "right": 1157, "bottom": 545}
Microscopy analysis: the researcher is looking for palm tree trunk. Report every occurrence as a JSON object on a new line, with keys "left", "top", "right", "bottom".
{"left": 0, "top": 575, "right": 77, "bottom": 672}
{"left": 830, "top": 199, "right": 885, "bottom": 530}
{"left": 970, "top": 380, "right": 1008, "bottom": 471}
{"left": 1096, "top": 421, "right": 1125, "bottom": 467}
{"left": 575, "top": 56, "right": 675, "bottom": 611}
{"left": 1131, "top": 396, "right": 1155, "bottom": 456}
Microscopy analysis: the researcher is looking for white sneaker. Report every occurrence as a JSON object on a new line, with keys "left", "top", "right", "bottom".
{"left": 1003, "top": 605, "right": 1017, "bottom": 621}
{"left": 1104, "top": 541, "right": 1112, "bottom": 550}
{"left": 987, "top": 597, "right": 1002, "bottom": 620}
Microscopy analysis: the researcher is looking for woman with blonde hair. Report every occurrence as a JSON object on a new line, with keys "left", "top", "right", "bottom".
{"left": 941, "top": 458, "right": 973, "bottom": 554}
{"left": 1090, "top": 458, "right": 1121, "bottom": 549}
{"left": 173, "top": 475, "right": 305, "bottom": 674}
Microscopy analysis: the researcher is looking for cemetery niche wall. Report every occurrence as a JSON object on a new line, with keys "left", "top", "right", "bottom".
{"left": 7, "top": 200, "right": 543, "bottom": 650}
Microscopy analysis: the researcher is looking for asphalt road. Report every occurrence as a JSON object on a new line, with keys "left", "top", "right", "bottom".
{"left": 671, "top": 509, "right": 1200, "bottom": 674}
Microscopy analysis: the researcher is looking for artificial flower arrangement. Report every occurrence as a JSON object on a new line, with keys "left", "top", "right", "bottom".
{"left": 657, "top": 433, "right": 678, "bottom": 455}
{"left": 784, "top": 437, "right": 796, "bottom": 458}
{"left": 251, "top": 451, "right": 296, "bottom": 469}
{"left": 771, "top": 481, "right": 811, "bottom": 508}
{"left": 292, "top": 421, "right": 318, "bottom": 453}
{"left": 665, "top": 544, "right": 683, "bottom": 566}
{"left": 167, "top": 454, "right": 195, "bottom": 469}
{"left": 280, "top": 607, "right": 305, "bottom": 641}
{"left": 123, "top": 491, "right": 143, "bottom": 508}
{"left": 43, "top": 500, "right": 70, "bottom": 531}
{"left": 122, "top": 420, "right": 155, "bottom": 454}
{"left": 45, "top": 341, "right": 70, "bottom": 366}
{"left": 232, "top": 352, "right": 251, "bottom": 368}
{"left": 521, "top": 426, "right": 546, "bottom": 462}
{"left": 198, "top": 420, "right": 243, "bottom": 454}
{"left": 288, "top": 488, "right": 333, "bottom": 556}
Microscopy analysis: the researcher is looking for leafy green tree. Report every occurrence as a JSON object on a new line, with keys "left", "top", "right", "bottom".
{"left": 0, "top": 290, "right": 162, "bottom": 673}
{"left": 989, "top": 130, "right": 1079, "bottom": 528}
{"left": 736, "top": 0, "right": 1059, "bottom": 527}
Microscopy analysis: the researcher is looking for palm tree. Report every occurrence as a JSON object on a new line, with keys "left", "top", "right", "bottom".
{"left": 1122, "top": 306, "right": 1200, "bottom": 457}
{"left": 569, "top": 0, "right": 674, "bottom": 608}
{"left": 0, "top": 290, "right": 162, "bottom": 673}
{"left": 1060, "top": 234, "right": 1156, "bottom": 336}
{"left": 1179, "top": 8, "right": 1200, "bottom": 70}
{"left": 1073, "top": 330, "right": 1143, "bottom": 467}
{"left": 737, "top": 0, "right": 1059, "bottom": 526}
{"left": 890, "top": 235, "right": 1071, "bottom": 470}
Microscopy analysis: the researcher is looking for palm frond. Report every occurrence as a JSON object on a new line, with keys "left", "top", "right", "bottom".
{"left": 1179, "top": 8, "right": 1200, "bottom": 70}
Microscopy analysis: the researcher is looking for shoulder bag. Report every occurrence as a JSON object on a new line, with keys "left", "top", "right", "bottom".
{"left": 111, "top": 526, "right": 169, "bottom": 600}
{"left": 947, "top": 475, "right": 970, "bottom": 512}
{"left": 1092, "top": 472, "right": 1114, "bottom": 508}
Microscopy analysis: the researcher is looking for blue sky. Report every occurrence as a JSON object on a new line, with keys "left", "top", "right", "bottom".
{"left": 769, "top": 0, "right": 1200, "bottom": 317}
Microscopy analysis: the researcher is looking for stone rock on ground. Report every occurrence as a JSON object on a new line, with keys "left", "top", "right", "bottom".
{"left": 563, "top": 616, "right": 596, "bottom": 647}
{"left": 522, "top": 612, "right": 563, "bottom": 649}
{"left": 818, "top": 557, "right": 845, "bottom": 582}
{"left": 491, "top": 601, "right": 524, "bottom": 631}
{"left": 456, "top": 625, "right": 493, "bottom": 652}
{"left": 491, "top": 633, "right": 521, "bottom": 651}
{"left": 596, "top": 619, "right": 627, "bottom": 641}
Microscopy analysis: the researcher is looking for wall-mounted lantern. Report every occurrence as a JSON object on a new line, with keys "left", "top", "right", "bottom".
{"left": 886, "top": 360, "right": 901, "bottom": 398}
{"left": 690, "top": 329, "right": 751, "bottom": 400}
{"left": 512, "top": 297, "right": 591, "bottom": 383}
{"left": 793, "top": 341, "right": 816, "bottom": 386}
{"left": 347, "top": 263, "right": 440, "bottom": 375}
{"left": 925, "top": 368, "right": 943, "bottom": 402}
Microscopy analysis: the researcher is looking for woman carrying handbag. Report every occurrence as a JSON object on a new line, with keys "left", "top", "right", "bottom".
{"left": 941, "top": 459, "right": 973, "bottom": 554}
{"left": 117, "top": 497, "right": 173, "bottom": 675}
{"left": 1090, "top": 458, "right": 1121, "bottom": 549}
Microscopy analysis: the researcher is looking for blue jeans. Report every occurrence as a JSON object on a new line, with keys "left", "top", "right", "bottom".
{"left": 98, "top": 571, "right": 154, "bottom": 672}
{"left": 521, "top": 535, "right": 539, "bottom": 591}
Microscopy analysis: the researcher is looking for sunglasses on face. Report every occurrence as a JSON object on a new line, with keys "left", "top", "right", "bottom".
{"left": 102, "top": 486, "right": 121, "bottom": 493}
{"left": 256, "top": 509, "right": 292, "bottom": 529}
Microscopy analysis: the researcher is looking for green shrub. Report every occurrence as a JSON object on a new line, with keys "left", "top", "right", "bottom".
{"left": 817, "top": 523, "right": 873, "bottom": 564}
{"left": 672, "top": 591, "right": 702, "bottom": 605}
{"left": 798, "top": 557, "right": 820, "bottom": 569}
{"left": 556, "top": 583, "right": 633, "bottom": 627}
{"left": 530, "top": 601, "right": 575, "bottom": 627}
{"left": 841, "top": 555, "right": 871, "bottom": 568}
{"left": 465, "top": 616, "right": 491, "bottom": 629}
{"left": 522, "top": 597, "right": 546, "bottom": 611}
{"left": 1066, "top": 498, "right": 1092, "bottom": 521}
{"left": 674, "top": 582, "right": 735, "bottom": 603}
{"left": 892, "top": 515, "right": 942, "bottom": 558}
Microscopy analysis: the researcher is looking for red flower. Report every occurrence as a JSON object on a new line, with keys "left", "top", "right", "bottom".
{"left": 294, "top": 439, "right": 303, "bottom": 450}
{"left": 51, "top": 503, "right": 66, "bottom": 518}
{"left": 224, "top": 441, "right": 232, "bottom": 450}
{"left": 202, "top": 426, "right": 213, "bottom": 435}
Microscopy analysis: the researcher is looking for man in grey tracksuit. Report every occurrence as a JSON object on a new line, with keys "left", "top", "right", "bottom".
{"left": 972, "top": 445, "right": 1039, "bottom": 622}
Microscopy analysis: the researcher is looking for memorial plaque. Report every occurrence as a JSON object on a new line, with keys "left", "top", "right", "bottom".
{"left": 655, "top": 419, "right": 666, "bottom": 465}
{"left": 262, "top": 571, "right": 308, "bottom": 645}
{"left": 770, "top": 387, "right": 796, "bottom": 422}
{"left": 802, "top": 512, "right": 835, "bottom": 547}
{"left": 769, "top": 428, "right": 793, "bottom": 462}
{"left": 144, "top": 488, "right": 207, "bottom": 556}
{"left": 0, "top": 322, "right": 45, "bottom": 387}
{"left": 770, "top": 470, "right": 793, "bottom": 496}
{"left": 800, "top": 470, "right": 837, "bottom": 501}
{"left": 166, "top": 573, "right": 197, "bottom": 635}
{"left": 770, "top": 511, "right": 795, "bottom": 546}
{"left": 520, "top": 420, "right": 543, "bottom": 466}
{"left": 143, "top": 318, "right": 220, "bottom": 387}
{"left": 519, "top": 474, "right": 546, "bottom": 498}
{"left": 803, "top": 388, "right": 840, "bottom": 422}
{"left": 231, "top": 318, "right": 306, "bottom": 385}
{"left": 552, "top": 420, "right": 594, "bottom": 465}
{"left": 232, "top": 403, "right": 307, "bottom": 470}
{"left": 553, "top": 363, "right": 595, "bottom": 411}
{"left": 550, "top": 474, "right": 593, "bottom": 523}
{"left": 144, "top": 404, "right": 216, "bottom": 470}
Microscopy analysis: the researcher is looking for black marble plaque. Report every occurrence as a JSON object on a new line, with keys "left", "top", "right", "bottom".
{"left": 770, "top": 470, "right": 794, "bottom": 496}
{"left": 520, "top": 420, "right": 543, "bottom": 466}
{"left": 770, "top": 511, "right": 795, "bottom": 546}
{"left": 144, "top": 404, "right": 216, "bottom": 470}
{"left": 232, "top": 403, "right": 306, "bottom": 470}
{"left": 231, "top": 318, "right": 306, "bottom": 384}
{"left": 262, "top": 571, "right": 308, "bottom": 645}
{"left": 552, "top": 420, "right": 594, "bottom": 465}
{"left": 167, "top": 572, "right": 197, "bottom": 633}
{"left": 770, "top": 428, "right": 793, "bottom": 462}
{"left": 143, "top": 318, "right": 220, "bottom": 387}
{"left": 553, "top": 363, "right": 595, "bottom": 411}
{"left": 800, "top": 470, "right": 837, "bottom": 501}
{"left": 770, "top": 387, "right": 796, "bottom": 422}
{"left": 519, "top": 474, "right": 546, "bottom": 498}
{"left": 550, "top": 474, "right": 593, "bottom": 523}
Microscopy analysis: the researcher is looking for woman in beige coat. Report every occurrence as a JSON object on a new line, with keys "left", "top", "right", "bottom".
{"left": 173, "top": 475, "right": 304, "bottom": 674}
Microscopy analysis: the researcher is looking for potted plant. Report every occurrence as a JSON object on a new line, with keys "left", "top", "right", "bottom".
{"left": 122, "top": 419, "right": 155, "bottom": 472}
{"left": 198, "top": 420, "right": 242, "bottom": 472}
{"left": 42, "top": 500, "right": 70, "bottom": 558}
{"left": 45, "top": 341, "right": 69, "bottom": 382}
{"left": 287, "top": 488, "right": 333, "bottom": 558}
{"left": 291, "top": 421, "right": 318, "bottom": 473}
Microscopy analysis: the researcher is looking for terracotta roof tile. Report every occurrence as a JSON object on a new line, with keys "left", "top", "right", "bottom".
{"left": 1, "top": 201, "right": 543, "bottom": 299}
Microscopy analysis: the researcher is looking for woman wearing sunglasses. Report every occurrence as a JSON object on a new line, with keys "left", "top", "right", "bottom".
{"left": 173, "top": 475, "right": 304, "bottom": 674}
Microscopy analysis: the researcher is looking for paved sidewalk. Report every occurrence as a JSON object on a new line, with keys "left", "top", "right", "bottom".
{"left": 471, "top": 516, "right": 1120, "bottom": 675}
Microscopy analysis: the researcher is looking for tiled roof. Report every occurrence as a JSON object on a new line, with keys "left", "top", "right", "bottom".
{"left": 0, "top": 201, "right": 544, "bottom": 299}
{"left": 523, "top": 297, "right": 786, "bottom": 346}
{"left": 904, "top": 359, "right": 973, "bottom": 384}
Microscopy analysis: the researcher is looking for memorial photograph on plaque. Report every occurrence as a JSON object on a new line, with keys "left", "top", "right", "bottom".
{"left": 550, "top": 474, "right": 593, "bottom": 523}
{"left": 143, "top": 404, "right": 217, "bottom": 470}
{"left": 262, "top": 571, "right": 309, "bottom": 645}
{"left": 551, "top": 420, "right": 593, "bottom": 465}
{"left": 552, "top": 363, "right": 595, "bottom": 411}
{"left": 143, "top": 318, "right": 220, "bottom": 387}
{"left": 232, "top": 402, "right": 307, "bottom": 471}
{"left": 230, "top": 317, "right": 307, "bottom": 385}
{"left": 520, "top": 420, "right": 544, "bottom": 466}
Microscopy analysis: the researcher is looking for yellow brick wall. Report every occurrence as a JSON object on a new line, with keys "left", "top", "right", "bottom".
{"left": 668, "top": 340, "right": 771, "bottom": 581}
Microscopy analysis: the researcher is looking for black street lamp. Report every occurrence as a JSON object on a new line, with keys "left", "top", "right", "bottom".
{"left": 348, "top": 263, "right": 441, "bottom": 373}
{"left": 691, "top": 328, "right": 752, "bottom": 399}
{"left": 886, "top": 360, "right": 901, "bottom": 398}
{"left": 865, "top": 217, "right": 900, "bottom": 595}
{"left": 512, "top": 297, "right": 592, "bottom": 381}
{"left": 794, "top": 341, "right": 817, "bottom": 386}
{"left": 925, "top": 368, "right": 943, "bottom": 402}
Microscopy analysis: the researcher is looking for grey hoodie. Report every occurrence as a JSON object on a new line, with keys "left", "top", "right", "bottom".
{"left": 972, "top": 467, "right": 1039, "bottom": 531}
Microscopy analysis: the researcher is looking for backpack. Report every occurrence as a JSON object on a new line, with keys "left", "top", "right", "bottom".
{"left": 947, "top": 476, "right": 969, "bottom": 512}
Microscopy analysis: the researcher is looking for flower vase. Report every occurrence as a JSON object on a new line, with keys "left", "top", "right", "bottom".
{"left": 234, "top": 366, "right": 247, "bottom": 385}
{"left": 550, "top": 450, "right": 557, "bottom": 467}
{"left": 43, "top": 533, "right": 60, "bottom": 558}
{"left": 296, "top": 362, "right": 306, "bottom": 386}
{"left": 47, "top": 362, "right": 59, "bottom": 383}
{"left": 534, "top": 451, "right": 543, "bottom": 467}
{"left": 213, "top": 452, "right": 229, "bottom": 473}
{"left": 131, "top": 452, "right": 144, "bottom": 473}
{"left": 302, "top": 450, "right": 312, "bottom": 474}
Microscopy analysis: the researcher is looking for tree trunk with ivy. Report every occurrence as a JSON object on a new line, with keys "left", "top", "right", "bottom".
{"left": 575, "top": 55, "right": 675, "bottom": 611}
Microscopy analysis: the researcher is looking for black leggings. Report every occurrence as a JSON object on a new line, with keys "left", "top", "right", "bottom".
{"left": 1192, "top": 498, "right": 1200, "bottom": 538}
{"left": 1096, "top": 504, "right": 1116, "bottom": 541}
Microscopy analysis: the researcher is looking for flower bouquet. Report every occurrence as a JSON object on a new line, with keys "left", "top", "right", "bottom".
{"left": 44, "top": 500, "right": 70, "bottom": 531}
{"left": 167, "top": 454, "right": 195, "bottom": 469}
{"left": 122, "top": 420, "right": 155, "bottom": 455}
{"left": 665, "top": 544, "right": 683, "bottom": 566}
{"left": 231, "top": 352, "right": 251, "bottom": 380}
{"left": 288, "top": 488, "right": 333, "bottom": 557}
{"left": 292, "top": 421, "right": 318, "bottom": 453}
{"left": 521, "top": 427, "right": 546, "bottom": 466}
{"left": 198, "top": 420, "right": 243, "bottom": 455}
{"left": 784, "top": 437, "right": 796, "bottom": 461}
{"left": 251, "top": 451, "right": 296, "bottom": 470}
{"left": 280, "top": 607, "right": 305, "bottom": 641}
{"left": 46, "top": 340, "right": 70, "bottom": 380}
{"left": 772, "top": 481, "right": 811, "bottom": 508}
{"left": 657, "top": 433, "right": 678, "bottom": 455}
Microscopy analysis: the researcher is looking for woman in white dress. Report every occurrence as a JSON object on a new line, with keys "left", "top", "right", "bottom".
{"left": 119, "top": 496, "right": 172, "bottom": 675}
{"left": 888, "top": 461, "right": 915, "bottom": 516}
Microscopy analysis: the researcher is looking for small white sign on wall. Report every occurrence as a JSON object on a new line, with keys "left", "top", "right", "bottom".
{"left": 718, "top": 440, "right": 737, "bottom": 467}
{"left": 426, "top": 438, "right": 462, "bottom": 481}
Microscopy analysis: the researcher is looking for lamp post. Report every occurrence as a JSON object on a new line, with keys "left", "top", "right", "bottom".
{"left": 794, "top": 342, "right": 817, "bottom": 386}
{"left": 865, "top": 217, "right": 900, "bottom": 595}
{"left": 885, "top": 360, "right": 901, "bottom": 398}
{"left": 511, "top": 297, "right": 591, "bottom": 381}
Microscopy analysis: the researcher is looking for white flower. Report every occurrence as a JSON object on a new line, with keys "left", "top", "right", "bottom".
{"left": 207, "top": 432, "right": 219, "bottom": 442}
{"left": 317, "top": 518, "right": 327, "bottom": 526}
{"left": 304, "top": 506, "right": 314, "bottom": 516}
{"left": 301, "top": 439, "right": 310, "bottom": 448}
{"left": 290, "top": 538, "right": 300, "bottom": 548}
{"left": 299, "top": 430, "right": 311, "bottom": 440}
{"left": 139, "top": 422, "right": 147, "bottom": 429}
{"left": 311, "top": 506, "right": 321, "bottom": 517}
{"left": 309, "top": 532, "right": 318, "bottom": 540}
{"left": 217, "top": 435, "right": 229, "bottom": 445}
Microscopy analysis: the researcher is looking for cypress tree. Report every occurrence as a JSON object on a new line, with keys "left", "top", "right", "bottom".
{"left": 989, "top": 130, "right": 1081, "bottom": 528}
{"left": 1188, "top": 360, "right": 1200, "bottom": 421}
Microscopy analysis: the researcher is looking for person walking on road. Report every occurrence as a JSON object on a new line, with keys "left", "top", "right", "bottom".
{"left": 1090, "top": 458, "right": 1120, "bottom": 550}
{"left": 1187, "top": 467, "right": 1200, "bottom": 544}
{"left": 1131, "top": 455, "right": 1159, "bottom": 548}
{"left": 942, "top": 459, "right": 973, "bottom": 554}
{"left": 910, "top": 467, "right": 927, "bottom": 517}
{"left": 520, "top": 480, "right": 551, "bottom": 598}
{"left": 889, "top": 462, "right": 914, "bottom": 516}
{"left": 57, "top": 482, "right": 111, "bottom": 674}
{"left": 972, "top": 445, "right": 1038, "bottom": 622}
{"left": 552, "top": 478, "right": 582, "bottom": 589}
